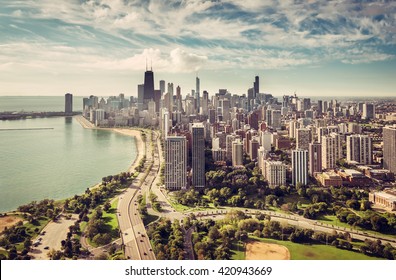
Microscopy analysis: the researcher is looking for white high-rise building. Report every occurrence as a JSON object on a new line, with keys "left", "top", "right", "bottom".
{"left": 261, "top": 131, "right": 272, "bottom": 151}
{"left": 292, "top": 149, "right": 308, "bottom": 186}
{"left": 226, "top": 134, "right": 237, "bottom": 161}
{"left": 263, "top": 160, "right": 286, "bottom": 187}
{"left": 347, "top": 134, "right": 372, "bottom": 164}
{"left": 165, "top": 136, "right": 187, "bottom": 190}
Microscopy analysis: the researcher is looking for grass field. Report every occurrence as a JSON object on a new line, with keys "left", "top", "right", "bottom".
{"left": 230, "top": 240, "right": 246, "bottom": 260}
{"left": 232, "top": 237, "right": 384, "bottom": 260}
{"left": 102, "top": 198, "right": 119, "bottom": 231}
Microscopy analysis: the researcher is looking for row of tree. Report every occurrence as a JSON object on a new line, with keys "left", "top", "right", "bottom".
{"left": 146, "top": 218, "right": 185, "bottom": 260}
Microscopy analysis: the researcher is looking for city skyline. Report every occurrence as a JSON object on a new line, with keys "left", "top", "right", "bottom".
{"left": 0, "top": 1, "right": 396, "bottom": 97}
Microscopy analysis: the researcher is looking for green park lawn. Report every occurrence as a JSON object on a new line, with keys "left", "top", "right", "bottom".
{"left": 233, "top": 237, "right": 384, "bottom": 260}
{"left": 102, "top": 198, "right": 119, "bottom": 231}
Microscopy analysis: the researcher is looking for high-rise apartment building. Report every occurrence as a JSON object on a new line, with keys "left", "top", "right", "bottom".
{"left": 362, "top": 103, "right": 375, "bottom": 120}
{"left": 159, "top": 80, "right": 165, "bottom": 94}
{"left": 322, "top": 133, "right": 342, "bottom": 169}
{"left": 254, "top": 76, "right": 259, "bottom": 97}
{"left": 191, "top": 123, "right": 205, "bottom": 188}
{"left": 165, "top": 136, "right": 187, "bottom": 190}
{"left": 196, "top": 76, "right": 200, "bottom": 114}
{"left": 249, "top": 137, "right": 259, "bottom": 161}
{"left": 226, "top": 134, "right": 237, "bottom": 161}
{"left": 296, "top": 128, "right": 311, "bottom": 150}
{"left": 383, "top": 125, "right": 396, "bottom": 173}
{"left": 65, "top": 93, "right": 73, "bottom": 114}
{"left": 232, "top": 139, "right": 243, "bottom": 167}
{"left": 309, "top": 142, "right": 322, "bottom": 175}
{"left": 137, "top": 84, "right": 144, "bottom": 111}
{"left": 263, "top": 160, "right": 286, "bottom": 187}
{"left": 272, "top": 110, "right": 281, "bottom": 129}
{"left": 292, "top": 149, "right": 308, "bottom": 186}
{"left": 346, "top": 134, "right": 372, "bottom": 164}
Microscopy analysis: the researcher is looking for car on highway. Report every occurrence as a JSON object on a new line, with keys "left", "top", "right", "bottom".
{"left": 44, "top": 246, "right": 49, "bottom": 250}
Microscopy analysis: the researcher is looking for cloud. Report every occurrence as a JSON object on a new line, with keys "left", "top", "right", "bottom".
{"left": 1, "top": 0, "right": 395, "bottom": 73}
{"left": 170, "top": 48, "right": 207, "bottom": 72}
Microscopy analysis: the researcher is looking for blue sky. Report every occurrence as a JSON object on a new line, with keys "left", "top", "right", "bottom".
{"left": 0, "top": 0, "right": 395, "bottom": 97}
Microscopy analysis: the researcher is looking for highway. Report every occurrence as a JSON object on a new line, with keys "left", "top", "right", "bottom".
{"left": 117, "top": 129, "right": 156, "bottom": 260}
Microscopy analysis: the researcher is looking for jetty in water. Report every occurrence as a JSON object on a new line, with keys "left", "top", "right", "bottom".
{"left": 0, "top": 111, "right": 81, "bottom": 121}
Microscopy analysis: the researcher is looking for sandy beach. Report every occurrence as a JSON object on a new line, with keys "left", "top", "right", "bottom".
{"left": 74, "top": 115, "right": 145, "bottom": 174}
{"left": 111, "top": 128, "right": 145, "bottom": 173}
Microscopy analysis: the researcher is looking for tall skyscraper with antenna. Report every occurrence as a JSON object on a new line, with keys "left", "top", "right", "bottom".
{"left": 143, "top": 60, "right": 154, "bottom": 107}
{"left": 196, "top": 76, "right": 200, "bottom": 114}
{"left": 254, "top": 75, "right": 259, "bottom": 98}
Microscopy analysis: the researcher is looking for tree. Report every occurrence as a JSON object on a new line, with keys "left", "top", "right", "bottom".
{"left": 103, "top": 201, "right": 111, "bottom": 212}
{"left": 360, "top": 199, "right": 371, "bottom": 211}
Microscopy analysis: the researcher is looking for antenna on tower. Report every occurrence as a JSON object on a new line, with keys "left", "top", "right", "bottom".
{"left": 145, "top": 57, "right": 148, "bottom": 71}
{"left": 151, "top": 58, "right": 153, "bottom": 71}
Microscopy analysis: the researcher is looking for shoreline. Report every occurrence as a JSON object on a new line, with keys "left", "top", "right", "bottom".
{"left": 74, "top": 115, "right": 145, "bottom": 174}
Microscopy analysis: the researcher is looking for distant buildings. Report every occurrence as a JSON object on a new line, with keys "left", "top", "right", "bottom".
{"left": 165, "top": 136, "right": 187, "bottom": 190}
{"left": 383, "top": 125, "right": 396, "bottom": 174}
{"left": 78, "top": 69, "right": 396, "bottom": 194}
{"left": 65, "top": 93, "right": 73, "bottom": 114}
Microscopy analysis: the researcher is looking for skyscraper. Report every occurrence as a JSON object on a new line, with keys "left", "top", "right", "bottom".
{"left": 196, "top": 76, "right": 200, "bottom": 114}
{"left": 309, "top": 142, "right": 322, "bottom": 175}
{"left": 296, "top": 128, "right": 311, "bottom": 150}
{"left": 165, "top": 136, "right": 187, "bottom": 190}
{"left": 159, "top": 80, "right": 165, "bottom": 94}
{"left": 383, "top": 125, "right": 396, "bottom": 173}
{"left": 322, "top": 133, "right": 342, "bottom": 169}
{"left": 226, "top": 134, "right": 237, "bottom": 161}
{"left": 65, "top": 93, "right": 73, "bottom": 114}
{"left": 144, "top": 69, "right": 155, "bottom": 104}
{"left": 254, "top": 76, "right": 259, "bottom": 98}
{"left": 263, "top": 160, "right": 286, "bottom": 187}
{"left": 346, "top": 134, "right": 372, "bottom": 164}
{"left": 137, "top": 84, "right": 144, "bottom": 111}
{"left": 191, "top": 123, "right": 205, "bottom": 188}
{"left": 362, "top": 103, "right": 375, "bottom": 120}
{"left": 232, "top": 139, "right": 243, "bottom": 167}
{"left": 249, "top": 137, "right": 259, "bottom": 161}
{"left": 292, "top": 149, "right": 308, "bottom": 185}
{"left": 317, "top": 100, "right": 323, "bottom": 114}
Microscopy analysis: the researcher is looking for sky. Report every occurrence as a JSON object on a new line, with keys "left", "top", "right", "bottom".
{"left": 0, "top": 0, "right": 395, "bottom": 97}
